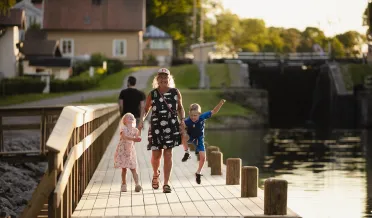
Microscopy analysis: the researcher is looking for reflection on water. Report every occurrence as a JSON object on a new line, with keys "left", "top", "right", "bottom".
{"left": 204, "top": 128, "right": 372, "bottom": 218}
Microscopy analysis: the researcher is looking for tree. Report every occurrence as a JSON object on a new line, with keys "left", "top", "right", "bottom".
{"left": 336, "top": 31, "right": 366, "bottom": 56}
{"left": 297, "top": 27, "right": 327, "bottom": 52}
{"left": 329, "top": 37, "right": 345, "bottom": 58}
{"left": 0, "top": 0, "right": 16, "bottom": 14}
{"left": 281, "top": 28, "right": 302, "bottom": 52}
{"left": 214, "top": 11, "right": 241, "bottom": 52}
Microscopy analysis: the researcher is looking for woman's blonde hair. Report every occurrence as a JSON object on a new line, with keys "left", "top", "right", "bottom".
{"left": 152, "top": 74, "right": 176, "bottom": 89}
{"left": 189, "top": 103, "right": 201, "bottom": 113}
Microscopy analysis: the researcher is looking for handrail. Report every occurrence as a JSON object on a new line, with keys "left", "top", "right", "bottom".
{"left": 0, "top": 106, "right": 63, "bottom": 157}
{"left": 19, "top": 103, "right": 121, "bottom": 218}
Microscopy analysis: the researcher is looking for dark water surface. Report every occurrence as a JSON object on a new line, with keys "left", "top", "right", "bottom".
{"left": 205, "top": 128, "right": 372, "bottom": 218}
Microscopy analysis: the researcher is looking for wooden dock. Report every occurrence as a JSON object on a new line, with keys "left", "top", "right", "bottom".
{"left": 72, "top": 124, "right": 301, "bottom": 218}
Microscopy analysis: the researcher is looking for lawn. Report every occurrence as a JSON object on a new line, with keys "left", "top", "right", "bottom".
{"left": 341, "top": 64, "right": 372, "bottom": 90}
{"left": 93, "top": 66, "right": 148, "bottom": 90}
{"left": 0, "top": 67, "right": 145, "bottom": 107}
{"left": 145, "top": 64, "right": 199, "bottom": 92}
{"left": 206, "top": 64, "right": 231, "bottom": 87}
{"left": 78, "top": 89, "right": 252, "bottom": 122}
{"left": 0, "top": 92, "right": 75, "bottom": 107}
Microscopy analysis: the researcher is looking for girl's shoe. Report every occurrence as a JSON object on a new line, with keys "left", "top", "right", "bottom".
{"left": 135, "top": 184, "right": 142, "bottom": 192}
{"left": 121, "top": 184, "right": 127, "bottom": 192}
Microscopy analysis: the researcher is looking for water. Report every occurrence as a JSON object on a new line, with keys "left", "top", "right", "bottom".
{"left": 204, "top": 128, "right": 372, "bottom": 218}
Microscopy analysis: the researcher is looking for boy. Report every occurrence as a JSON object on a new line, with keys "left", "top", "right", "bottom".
{"left": 181, "top": 99, "right": 226, "bottom": 184}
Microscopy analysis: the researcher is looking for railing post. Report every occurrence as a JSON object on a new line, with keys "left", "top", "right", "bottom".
{"left": 206, "top": 146, "right": 219, "bottom": 167}
{"left": 210, "top": 151, "right": 223, "bottom": 175}
{"left": 40, "top": 111, "right": 46, "bottom": 155}
{"left": 48, "top": 151, "right": 58, "bottom": 218}
{"left": 264, "top": 178, "right": 288, "bottom": 215}
{"left": 226, "top": 158, "right": 242, "bottom": 185}
{"left": 241, "top": 166, "right": 258, "bottom": 197}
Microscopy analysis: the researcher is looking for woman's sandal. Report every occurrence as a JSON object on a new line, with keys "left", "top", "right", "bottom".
{"left": 163, "top": 184, "right": 172, "bottom": 193}
{"left": 152, "top": 170, "right": 160, "bottom": 189}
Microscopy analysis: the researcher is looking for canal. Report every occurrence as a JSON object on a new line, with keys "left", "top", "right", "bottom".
{"left": 205, "top": 128, "right": 371, "bottom": 218}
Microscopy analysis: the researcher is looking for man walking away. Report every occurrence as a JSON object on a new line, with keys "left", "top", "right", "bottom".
{"left": 119, "top": 76, "right": 146, "bottom": 125}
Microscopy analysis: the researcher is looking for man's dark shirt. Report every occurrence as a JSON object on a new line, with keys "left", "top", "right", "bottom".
{"left": 118, "top": 88, "right": 146, "bottom": 118}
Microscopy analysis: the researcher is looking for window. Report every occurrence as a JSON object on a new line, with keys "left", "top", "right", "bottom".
{"left": 60, "top": 38, "right": 74, "bottom": 57}
{"left": 113, "top": 39, "right": 126, "bottom": 57}
{"left": 150, "top": 39, "right": 171, "bottom": 49}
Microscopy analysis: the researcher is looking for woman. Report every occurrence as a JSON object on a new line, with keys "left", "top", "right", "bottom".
{"left": 138, "top": 68, "right": 185, "bottom": 193}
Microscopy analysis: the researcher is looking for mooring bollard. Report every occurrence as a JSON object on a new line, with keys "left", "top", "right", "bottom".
{"left": 264, "top": 178, "right": 288, "bottom": 215}
{"left": 210, "top": 151, "right": 223, "bottom": 175}
{"left": 241, "top": 166, "right": 258, "bottom": 197}
{"left": 226, "top": 158, "right": 242, "bottom": 185}
{"left": 206, "top": 146, "right": 219, "bottom": 167}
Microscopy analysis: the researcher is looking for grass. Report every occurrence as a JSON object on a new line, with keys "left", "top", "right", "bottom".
{"left": 341, "top": 64, "right": 372, "bottom": 90}
{"left": 93, "top": 66, "right": 148, "bottom": 90}
{"left": 0, "top": 92, "right": 75, "bottom": 107}
{"left": 145, "top": 64, "right": 199, "bottom": 92}
{"left": 78, "top": 89, "right": 252, "bottom": 121}
{"left": 0, "top": 67, "right": 146, "bottom": 107}
{"left": 206, "top": 64, "right": 231, "bottom": 87}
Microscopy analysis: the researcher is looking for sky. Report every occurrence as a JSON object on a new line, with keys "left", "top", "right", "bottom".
{"left": 220, "top": 0, "right": 368, "bottom": 37}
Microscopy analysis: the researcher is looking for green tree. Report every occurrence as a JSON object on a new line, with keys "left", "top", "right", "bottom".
{"left": 297, "top": 27, "right": 327, "bottom": 52}
{"left": 336, "top": 31, "right": 366, "bottom": 57}
{"left": 329, "top": 37, "right": 346, "bottom": 58}
{"left": 0, "top": 0, "right": 16, "bottom": 14}
{"left": 214, "top": 11, "right": 241, "bottom": 52}
{"left": 281, "top": 28, "right": 302, "bottom": 52}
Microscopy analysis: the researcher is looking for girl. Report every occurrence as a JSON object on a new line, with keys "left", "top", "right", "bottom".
{"left": 114, "top": 113, "right": 142, "bottom": 192}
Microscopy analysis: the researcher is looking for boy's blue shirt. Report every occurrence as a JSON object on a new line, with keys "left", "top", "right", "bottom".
{"left": 184, "top": 111, "right": 212, "bottom": 138}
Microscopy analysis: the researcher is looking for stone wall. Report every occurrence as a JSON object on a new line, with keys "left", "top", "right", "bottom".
{"left": 221, "top": 88, "right": 269, "bottom": 128}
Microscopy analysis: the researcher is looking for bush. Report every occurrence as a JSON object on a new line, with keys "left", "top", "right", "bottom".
{"left": 0, "top": 77, "right": 45, "bottom": 95}
{"left": 171, "top": 58, "right": 192, "bottom": 66}
{"left": 107, "top": 59, "right": 125, "bottom": 74}
{"left": 90, "top": 53, "right": 108, "bottom": 67}
{"left": 72, "top": 61, "right": 90, "bottom": 76}
{"left": 50, "top": 76, "right": 101, "bottom": 92}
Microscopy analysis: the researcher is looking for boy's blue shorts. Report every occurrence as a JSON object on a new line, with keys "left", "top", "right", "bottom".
{"left": 188, "top": 136, "right": 205, "bottom": 152}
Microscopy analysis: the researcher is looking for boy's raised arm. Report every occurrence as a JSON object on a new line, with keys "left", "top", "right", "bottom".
{"left": 211, "top": 99, "right": 226, "bottom": 115}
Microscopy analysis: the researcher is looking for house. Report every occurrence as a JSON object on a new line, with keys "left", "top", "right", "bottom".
{"left": 143, "top": 25, "right": 173, "bottom": 66}
{"left": 19, "top": 29, "right": 72, "bottom": 80}
{"left": 43, "top": 0, "right": 145, "bottom": 64}
{"left": 12, "top": 0, "right": 43, "bottom": 31}
{"left": 0, "top": 9, "right": 25, "bottom": 79}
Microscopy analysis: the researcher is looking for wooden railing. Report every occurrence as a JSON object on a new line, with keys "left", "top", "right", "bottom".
{"left": 19, "top": 104, "right": 120, "bottom": 218}
{"left": 0, "top": 106, "right": 63, "bottom": 159}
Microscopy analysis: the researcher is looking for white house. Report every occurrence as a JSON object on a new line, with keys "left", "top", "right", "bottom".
{"left": 143, "top": 25, "right": 173, "bottom": 66}
{"left": 12, "top": 0, "right": 43, "bottom": 30}
{"left": 0, "top": 9, "right": 25, "bottom": 79}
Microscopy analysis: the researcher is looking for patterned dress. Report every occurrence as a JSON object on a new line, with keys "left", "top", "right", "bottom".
{"left": 147, "top": 88, "right": 181, "bottom": 150}
{"left": 114, "top": 125, "right": 138, "bottom": 169}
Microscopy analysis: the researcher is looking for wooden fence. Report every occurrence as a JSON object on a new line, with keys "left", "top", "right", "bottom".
{"left": 19, "top": 104, "right": 120, "bottom": 218}
{"left": 0, "top": 106, "right": 63, "bottom": 160}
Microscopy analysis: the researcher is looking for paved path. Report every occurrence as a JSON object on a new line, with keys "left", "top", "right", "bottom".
{"left": 72, "top": 124, "right": 301, "bottom": 218}
{"left": 2, "top": 68, "right": 157, "bottom": 108}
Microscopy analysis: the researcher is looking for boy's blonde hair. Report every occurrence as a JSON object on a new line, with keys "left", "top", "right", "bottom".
{"left": 189, "top": 103, "right": 201, "bottom": 113}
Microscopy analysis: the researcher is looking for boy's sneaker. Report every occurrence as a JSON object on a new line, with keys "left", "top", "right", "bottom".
{"left": 182, "top": 152, "right": 191, "bottom": 162}
{"left": 195, "top": 173, "right": 202, "bottom": 184}
{"left": 121, "top": 184, "right": 127, "bottom": 192}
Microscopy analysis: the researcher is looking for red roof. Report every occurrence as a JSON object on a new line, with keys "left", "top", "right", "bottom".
{"left": 43, "top": 0, "right": 145, "bottom": 31}
{"left": 0, "top": 8, "right": 25, "bottom": 27}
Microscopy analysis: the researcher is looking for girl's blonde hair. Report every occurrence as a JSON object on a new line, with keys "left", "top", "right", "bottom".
{"left": 121, "top": 112, "right": 136, "bottom": 128}
{"left": 152, "top": 74, "right": 176, "bottom": 89}
{"left": 189, "top": 103, "right": 201, "bottom": 113}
